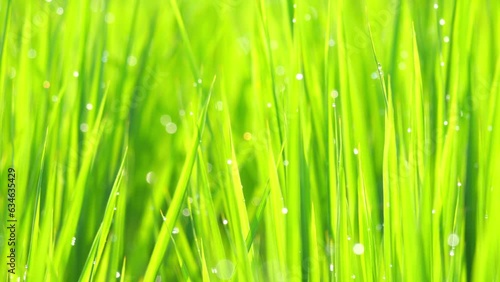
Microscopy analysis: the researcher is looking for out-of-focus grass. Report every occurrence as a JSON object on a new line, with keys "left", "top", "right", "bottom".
{"left": 0, "top": 0, "right": 499, "bottom": 281}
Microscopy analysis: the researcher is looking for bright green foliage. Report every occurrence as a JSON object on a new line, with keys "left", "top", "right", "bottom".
{"left": 0, "top": 0, "right": 499, "bottom": 281}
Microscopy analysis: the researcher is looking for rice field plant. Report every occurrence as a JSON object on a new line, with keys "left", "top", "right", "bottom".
{"left": 0, "top": 0, "right": 499, "bottom": 281}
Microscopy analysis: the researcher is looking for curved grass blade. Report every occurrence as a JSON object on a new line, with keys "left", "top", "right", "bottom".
{"left": 78, "top": 147, "right": 128, "bottom": 281}
{"left": 143, "top": 77, "right": 214, "bottom": 281}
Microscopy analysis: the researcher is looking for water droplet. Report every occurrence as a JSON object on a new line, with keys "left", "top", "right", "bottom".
{"left": 105, "top": 13, "right": 115, "bottom": 24}
{"left": 432, "top": 209, "right": 436, "bottom": 214}
{"left": 441, "top": 61, "right": 445, "bottom": 67}
{"left": 270, "top": 40, "right": 279, "bottom": 50}
{"left": 80, "top": 123, "right": 89, "bottom": 133}
{"left": 276, "top": 66, "right": 285, "bottom": 76}
{"left": 43, "top": 81, "right": 51, "bottom": 89}
{"left": 28, "top": 49, "right": 37, "bottom": 59}
{"left": 283, "top": 160, "right": 289, "bottom": 166}
{"left": 295, "top": 73, "right": 304, "bottom": 80}
{"left": 331, "top": 89, "right": 339, "bottom": 99}
{"left": 447, "top": 233, "right": 459, "bottom": 247}
{"left": 160, "top": 115, "right": 171, "bottom": 125}
{"left": 444, "top": 121, "right": 448, "bottom": 126}
{"left": 304, "top": 14, "right": 311, "bottom": 21}
{"left": 127, "top": 55, "right": 137, "bottom": 66}
{"left": 222, "top": 219, "right": 228, "bottom": 225}
{"left": 216, "top": 259, "right": 236, "bottom": 280}
{"left": 292, "top": 18, "right": 296, "bottom": 23}
{"left": 215, "top": 101, "right": 223, "bottom": 111}
{"left": 172, "top": 227, "right": 180, "bottom": 234}
{"left": 353, "top": 243, "right": 364, "bottom": 255}
{"left": 52, "top": 96, "right": 59, "bottom": 102}
{"left": 398, "top": 62, "right": 407, "bottom": 70}
{"left": 444, "top": 36, "right": 450, "bottom": 43}
{"left": 267, "top": 102, "right": 272, "bottom": 108}
{"left": 332, "top": 103, "right": 336, "bottom": 108}
{"left": 281, "top": 207, "right": 288, "bottom": 214}
{"left": 8, "top": 67, "right": 16, "bottom": 79}
{"left": 487, "top": 125, "right": 493, "bottom": 131}
{"left": 73, "top": 71, "right": 79, "bottom": 77}
{"left": 166, "top": 122, "right": 177, "bottom": 134}
{"left": 457, "top": 181, "right": 462, "bottom": 187}
{"left": 329, "top": 39, "right": 335, "bottom": 47}
{"left": 371, "top": 72, "right": 379, "bottom": 79}
{"left": 439, "top": 19, "right": 445, "bottom": 25}
{"left": 56, "top": 7, "right": 64, "bottom": 15}
{"left": 243, "top": 132, "right": 252, "bottom": 141}
{"left": 434, "top": 3, "right": 439, "bottom": 9}
{"left": 330, "top": 264, "right": 334, "bottom": 271}
{"left": 347, "top": 236, "right": 351, "bottom": 241}
{"left": 407, "top": 128, "right": 411, "bottom": 133}
{"left": 353, "top": 148, "right": 359, "bottom": 155}
{"left": 455, "top": 125, "right": 460, "bottom": 131}
{"left": 179, "top": 110, "right": 186, "bottom": 116}
{"left": 449, "top": 250, "right": 455, "bottom": 256}
{"left": 352, "top": 274, "right": 356, "bottom": 279}
{"left": 116, "top": 272, "right": 121, "bottom": 278}
{"left": 86, "top": 103, "right": 93, "bottom": 110}
{"left": 71, "top": 237, "right": 76, "bottom": 246}
{"left": 237, "top": 37, "right": 250, "bottom": 54}
{"left": 146, "top": 172, "right": 156, "bottom": 184}
{"left": 182, "top": 209, "right": 190, "bottom": 217}
{"left": 227, "top": 159, "right": 232, "bottom": 165}
{"left": 251, "top": 197, "right": 261, "bottom": 206}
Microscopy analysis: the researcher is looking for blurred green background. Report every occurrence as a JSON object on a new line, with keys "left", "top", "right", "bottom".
{"left": 1, "top": 0, "right": 499, "bottom": 281}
